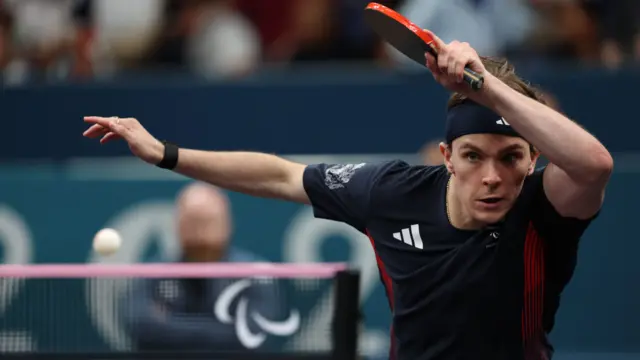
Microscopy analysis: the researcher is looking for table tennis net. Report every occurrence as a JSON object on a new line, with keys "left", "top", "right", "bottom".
{"left": 0, "top": 263, "right": 360, "bottom": 360}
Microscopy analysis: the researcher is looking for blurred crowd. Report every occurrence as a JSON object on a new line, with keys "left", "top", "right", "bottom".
{"left": 0, "top": 0, "right": 637, "bottom": 83}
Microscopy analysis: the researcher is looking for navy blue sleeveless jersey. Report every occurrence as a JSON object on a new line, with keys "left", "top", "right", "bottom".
{"left": 302, "top": 160, "right": 596, "bottom": 360}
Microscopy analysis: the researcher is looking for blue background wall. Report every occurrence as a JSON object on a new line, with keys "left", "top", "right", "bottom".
{"left": 2, "top": 67, "right": 640, "bottom": 159}
{"left": 1, "top": 67, "right": 639, "bottom": 359}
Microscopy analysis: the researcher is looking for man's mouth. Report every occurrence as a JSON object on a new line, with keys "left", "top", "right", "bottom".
{"left": 478, "top": 197, "right": 503, "bottom": 204}
{"left": 477, "top": 197, "right": 505, "bottom": 209}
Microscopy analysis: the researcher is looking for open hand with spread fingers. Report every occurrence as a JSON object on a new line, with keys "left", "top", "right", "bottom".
{"left": 82, "top": 116, "right": 164, "bottom": 165}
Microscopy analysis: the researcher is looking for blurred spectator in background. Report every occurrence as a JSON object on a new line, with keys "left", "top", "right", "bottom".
{"left": 385, "top": 0, "right": 538, "bottom": 70}
{"left": 2, "top": 0, "right": 637, "bottom": 83}
{"left": 527, "top": 0, "right": 639, "bottom": 68}
{"left": 236, "top": 0, "right": 320, "bottom": 63}
{"left": 135, "top": 0, "right": 261, "bottom": 79}
{"left": 89, "top": 0, "right": 164, "bottom": 77}
{"left": 527, "top": 0, "right": 599, "bottom": 63}
{"left": 0, "top": 0, "right": 93, "bottom": 84}
{"left": 419, "top": 140, "right": 444, "bottom": 166}
{"left": 585, "top": 0, "right": 640, "bottom": 69}
{"left": 17, "top": 0, "right": 264, "bottom": 80}
{"left": 237, "top": 0, "right": 383, "bottom": 65}
{"left": 121, "top": 182, "right": 285, "bottom": 352}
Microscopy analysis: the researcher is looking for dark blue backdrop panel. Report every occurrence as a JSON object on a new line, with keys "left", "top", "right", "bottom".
{"left": 2, "top": 68, "right": 638, "bottom": 159}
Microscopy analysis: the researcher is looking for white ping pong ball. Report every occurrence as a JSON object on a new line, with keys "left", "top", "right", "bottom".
{"left": 93, "top": 228, "right": 122, "bottom": 256}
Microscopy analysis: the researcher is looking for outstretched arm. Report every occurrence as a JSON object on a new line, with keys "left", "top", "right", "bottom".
{"left": 174, "top": 149, "right": 309, "bottom": 204}
{"left": 82, "top": 116, "right": 394, "bottom": 230}
{"left": 83, "top": 116, "right": 310, "bottom": 204}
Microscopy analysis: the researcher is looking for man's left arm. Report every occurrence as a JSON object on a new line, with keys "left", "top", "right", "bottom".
{"left": 482, "top": 75, "right": 613, "bottom": 220}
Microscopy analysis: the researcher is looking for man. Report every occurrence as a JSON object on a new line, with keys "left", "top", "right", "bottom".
{"left": 87, "top": 32, "right": 612, "bottom": 360}
{"left": 121, "top": 182, "right": 283, "bottom": 352}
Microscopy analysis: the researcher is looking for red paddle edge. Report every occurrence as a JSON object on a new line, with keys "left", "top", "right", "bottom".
{"left": 365, "top": 2, "right": 438, "bottom": 53}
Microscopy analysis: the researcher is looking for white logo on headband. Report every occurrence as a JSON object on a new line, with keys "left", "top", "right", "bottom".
{"left": 496, "top": 117, "right": 510, "bottom": 126}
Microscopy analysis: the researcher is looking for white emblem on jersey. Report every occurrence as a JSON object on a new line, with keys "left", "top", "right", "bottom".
{"left": 392, "top": 224, "right": 424, "bottom": 250}
{"left": 324, "top": 163, "right": 366, "bottom": 190}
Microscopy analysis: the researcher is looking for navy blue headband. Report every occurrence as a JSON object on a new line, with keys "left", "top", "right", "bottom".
{"left": 445, "top": 101, "right": 522, "bottom": 144}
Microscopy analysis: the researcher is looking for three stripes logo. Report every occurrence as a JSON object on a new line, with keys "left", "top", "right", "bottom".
{"left": 496, "top": 117, "right": 510, "bottom": 126}
{"left": 392, "top": 224, "right": 424, "bottom": 250}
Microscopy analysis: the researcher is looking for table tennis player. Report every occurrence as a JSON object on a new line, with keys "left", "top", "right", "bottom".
{"left": 83, "top": 35, "right": 613, "bottom": 360}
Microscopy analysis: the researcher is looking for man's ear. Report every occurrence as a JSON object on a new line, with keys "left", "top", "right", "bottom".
{"left": 440, "top": 142, "right": 454, "bottom": 175}
{"left": 528, "top": 148, "right": 540, "bottom": 175}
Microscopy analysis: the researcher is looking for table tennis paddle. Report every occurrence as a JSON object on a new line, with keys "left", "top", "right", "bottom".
{"left": 364, "top": 2, "right": 484, "bottom": 91}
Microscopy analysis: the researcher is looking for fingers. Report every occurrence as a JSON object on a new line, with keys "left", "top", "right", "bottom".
{"left": 100, "top": 132, "right": 121, "bottom": 144}
{"left": 84, "top": 116, "right": 132, "bottom": 132}
{"left": 453, "top": 42, "right": 474, "bottom": 83}
{"left": 83, "top": 124, "right": 122, "bottom": 144}
{"left": 83, "top": 123, "right": 108, "bottom": 138}
{"left": 423, "top": 29, "right": 445, "bottom": 51}
{"left": 425, "top": 52, "right": 439, "bottom": 75}
{"left": 83, "top": 116, "right": 137, "bottom": 140}
{"left": 83, "top": 117, "right": 122, "bottom": 142}
{"left": 434, "top": 40, "right": 476, "bottom": 83}
{"left": 440, "top": 41, "right": 459, "bottom": 80}
{"left": 447, "top": 56, "right": 458, "bottom": 81}
{"left": 84, "top": 116, "right": 118, "bottom": 128}
{"left": 449, "top": 53, "right": 470, "bottom": 83}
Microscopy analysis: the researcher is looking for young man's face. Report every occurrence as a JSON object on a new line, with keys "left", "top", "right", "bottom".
{"left": 442, "top": 134, "right": 538, "bottom": 225}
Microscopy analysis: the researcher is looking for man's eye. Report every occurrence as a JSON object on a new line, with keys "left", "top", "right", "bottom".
{"left": 466, "top": 153, "right": 480, "bottom": 162}
{"left": 502, "top": 153, "right": 522, "bottom": 164}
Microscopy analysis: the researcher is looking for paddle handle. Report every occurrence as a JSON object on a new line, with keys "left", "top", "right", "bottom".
{"left": 425, "top": 45, "right": 484, "bottom": 91}
{"left": 462, "top": 69, "right": 484, "bottom": 91}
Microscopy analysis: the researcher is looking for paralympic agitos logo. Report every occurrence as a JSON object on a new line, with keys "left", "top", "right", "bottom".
{"left": 213, "top": 279, "right": 301, "bottom": 348}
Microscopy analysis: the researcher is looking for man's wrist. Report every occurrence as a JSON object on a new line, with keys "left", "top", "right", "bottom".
{"left": 151, "top": 139, "right": 165, "bottom": 164}
{"left": 156, "top": 141, "right": 180, "bottom": 170}
{"left": 474, "top": 73, "right": 511, "bottom": 112}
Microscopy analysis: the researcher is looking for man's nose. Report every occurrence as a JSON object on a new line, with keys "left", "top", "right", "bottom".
{"left": 482, "top": 165, "right": 502, "bottom": 188}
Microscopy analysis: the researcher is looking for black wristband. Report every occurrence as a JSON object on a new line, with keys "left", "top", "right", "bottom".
{"left": 156, "top": 141, "right": 179, "bottom": 170}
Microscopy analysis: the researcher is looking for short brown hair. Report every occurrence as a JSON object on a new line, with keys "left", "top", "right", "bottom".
{"left": 446, "top": 57, "right": 546, "bottom": 155}
{"left": 447, "top": 57, "right": 547, "bottom": 110}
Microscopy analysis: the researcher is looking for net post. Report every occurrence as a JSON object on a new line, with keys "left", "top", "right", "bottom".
{"left": 332, "top": 269, "right": 361, "bottom": 360}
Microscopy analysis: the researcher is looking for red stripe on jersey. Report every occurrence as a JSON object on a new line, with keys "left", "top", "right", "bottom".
{"left": 366, "top": 230, "right": 396, "bottom": 360}
{"left": 522, "top": 222, "right": 546, "bottom": 352}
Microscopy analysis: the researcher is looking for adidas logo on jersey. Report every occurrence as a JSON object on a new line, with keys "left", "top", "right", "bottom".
{"left": 392, "top": 224, "right": 424, "bottom": 250}
{"left": 496, "top": 117, "right": 510, "bottom": 126}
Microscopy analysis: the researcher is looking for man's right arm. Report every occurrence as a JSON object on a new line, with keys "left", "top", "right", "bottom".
{"left": 174, "top": 149, "right": 310, "bottom": 204}
{"left": 83, "top": 116, "right": 421, "bottom": 235}
{"left": 173, "top": 151, "right": 398, "bottom": 233}
{"left": 83, "top": 116, "right": 401, "bottom": 211}
{"left": 82, "top": 116, "right": 310, "bottom": 204}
